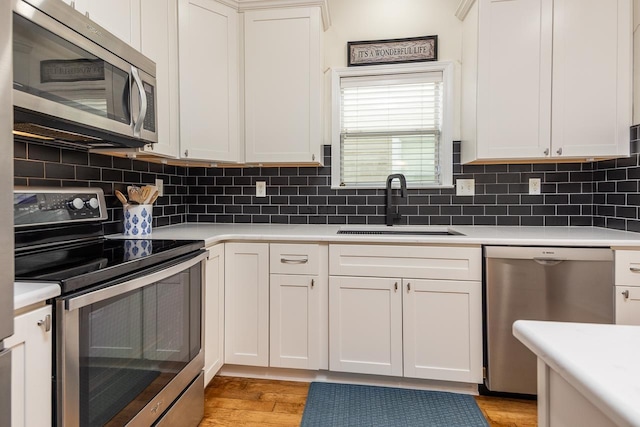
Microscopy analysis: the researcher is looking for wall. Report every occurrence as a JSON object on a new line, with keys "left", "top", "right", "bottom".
{"left": 324, "top": 0, "right": 463, "bottom": 139}
{"left": 13, "top": 138, "right": 188, "bottom": 235}
{"left": 13, "top": 126, "right": 640, "bottom": 232}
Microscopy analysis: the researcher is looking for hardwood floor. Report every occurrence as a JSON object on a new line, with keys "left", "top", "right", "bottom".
{"left": 199, "top": 376, "right": 538, "bottom": 427}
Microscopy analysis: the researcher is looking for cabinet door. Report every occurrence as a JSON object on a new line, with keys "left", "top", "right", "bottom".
{"left": 551, "top": 0, "right": 631, "bottom": 158}
{"left": 136, "top": 0, "right": 180, "bottom": 158}
{"left": 5, "top": 306, "right": 52, "bottom": 427}
{"left": 270, "top": 274, "right": 321, "bottom": 369}
{"left": 329, "top": 276, "right": 402, "bottom": 376}
{"left": 403, "top": 279, "right": 483, "bottom": 383}
{"left": 224, "top": 242, "right": 269, "bottom": 366}
{"left": 476, "top": 0, "right": 553, "bottom": 160}
{"left": 205, "top": 244, "right": 225, "bottom": 384}
{"left": 244, "top": 7, "right": 322, "bottom": 164}
{"left": 76, "top": 0, "right": 141, "bottom": 46}
{"left": 616, "top": 286, "right": 640, "bottom": 325}
{"left": 178, "top": 0, "right": 240, "bottom": 162}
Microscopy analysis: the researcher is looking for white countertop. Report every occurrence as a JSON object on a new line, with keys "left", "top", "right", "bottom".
{"left": 110, "top": 223, "right": 640, "bottom": 247}
{"left": 513, "top": 320, "right": 640, "bottom": 427}
{"left": 14, "top": 282, "right": 60, "bottom": 311}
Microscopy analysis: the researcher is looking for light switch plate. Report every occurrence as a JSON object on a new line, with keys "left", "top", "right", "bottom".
{"left": 456, "top": 179, "right": 475, "bottom": 196}
{"left": 256, "top": 181, "right": 266, "bottom": 198}
{"left": 155, "top": 178, "right": 164, "bottom": 197}
{"left": 529, "top": 178, "right": 541, "bottom": 195}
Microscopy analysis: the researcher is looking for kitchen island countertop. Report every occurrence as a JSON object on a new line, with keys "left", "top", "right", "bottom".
{"left": 513, "top": 320, "right": 640, "bottom": 427}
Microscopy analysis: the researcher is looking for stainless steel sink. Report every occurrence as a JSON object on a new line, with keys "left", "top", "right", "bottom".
{"left": 336, "top": 226, "right": 464, "bottom": 236}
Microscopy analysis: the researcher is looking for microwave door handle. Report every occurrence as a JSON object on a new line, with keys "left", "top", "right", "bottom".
{"left": 131, "top": 66, "right": 147, "bottom": 137}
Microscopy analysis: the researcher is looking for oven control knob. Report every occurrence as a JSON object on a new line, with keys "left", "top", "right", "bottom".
{"left": 86, "top": 198, "right": 99, "bottom": 209}
{"left": 68, "top": 197, "right": 85, "bottom": 210}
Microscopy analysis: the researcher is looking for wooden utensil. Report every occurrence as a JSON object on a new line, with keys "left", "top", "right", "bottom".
{"left": 115, "top": 190, "right": 128, "bottom": 205}
{"left": 140, "top": 186, "right": 152, "bottom": 204}
{"left": 127, "top": 186, "right": 142, "bottom": 204}
{"left": 147, "top": 190, "right": 159, "bottom": 205}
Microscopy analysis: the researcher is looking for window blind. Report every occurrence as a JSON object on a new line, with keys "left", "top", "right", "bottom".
{"left": 339, "top": 71, "right": 443, "bottom": 187}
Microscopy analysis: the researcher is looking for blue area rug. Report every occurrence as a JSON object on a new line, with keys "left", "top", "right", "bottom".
{"left": 301, "top": 382, "right": 490, "bottom": 427}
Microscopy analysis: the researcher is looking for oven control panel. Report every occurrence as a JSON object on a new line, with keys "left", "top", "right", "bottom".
{"left": 14, "top": 187, "right": 108, "bottom": 227}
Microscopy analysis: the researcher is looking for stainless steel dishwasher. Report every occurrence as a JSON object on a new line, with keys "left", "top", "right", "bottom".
{"left": 484, "top": 246, "right": 614, "bottom": 395}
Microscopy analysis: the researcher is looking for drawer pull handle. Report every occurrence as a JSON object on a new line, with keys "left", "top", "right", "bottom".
{"left": 37, "top": 315, "right": 51, "bottom": 332}
{"left": 281, "top": 257, "right": 308, "bottom": 264}
{"left": 394, "top": 282, "right": 398, "bottom": 292}
{"left": 311, "top": 279, "right": 315, "bottom": 289}
{"left": 622, "top": 290, "right": 630, "bottom": 299}
{"left": 629, "top": 267, "right": 640, "bottom": 273}
{"left": 407, "top": 282, "right": 411, "bottom": 292}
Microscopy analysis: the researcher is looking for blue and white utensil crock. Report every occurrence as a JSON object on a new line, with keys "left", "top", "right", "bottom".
{"left": 123, "top": 204, "right": 153, "bottom": 236}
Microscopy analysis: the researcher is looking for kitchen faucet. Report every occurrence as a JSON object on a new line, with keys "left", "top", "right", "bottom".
{"left": 386, "top": 174, "right": 407, "bottom": 226}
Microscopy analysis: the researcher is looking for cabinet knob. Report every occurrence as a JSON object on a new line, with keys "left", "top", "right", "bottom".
{"left": 556, "top": 147, "right": 562, "bottom": 155}
{"left": 37, "top": 314, "right": 51, "bottom": 332}
{"left": 622, "top": 290, "right": 630, "bottom": 299}
{"left": 407, "top": 282, "right": 411, "bottom": 292}
{"left": 184, "top": 150, "right": 189, "bottom": 157}
{"left": 311, "top": 279, "right": 315, "bottom": 288}
{"left": 394, "top": 282, "right": 398, "bottom": 292}
{"left": 544, "top": 148, "right": 549, "bottom": 156}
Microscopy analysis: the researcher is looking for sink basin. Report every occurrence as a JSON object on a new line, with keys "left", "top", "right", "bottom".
{"left": 337, "top": 226, "right": 464, "bottom": 236}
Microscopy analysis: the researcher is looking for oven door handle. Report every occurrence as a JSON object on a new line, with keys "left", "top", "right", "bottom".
{"left": 65, "top": 251, "right": 207, "bottom": 311}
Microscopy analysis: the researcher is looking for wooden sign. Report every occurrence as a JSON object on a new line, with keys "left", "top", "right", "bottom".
{"left": 348, "top": 36, "right": 438, "bottom": 66}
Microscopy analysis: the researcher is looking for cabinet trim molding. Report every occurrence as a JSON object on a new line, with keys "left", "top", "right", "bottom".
{"left": 233, "top": 0, "right": 331, "bottom": 30}
{"left": 455, "top": 0, "right": 475, "bottom": 21}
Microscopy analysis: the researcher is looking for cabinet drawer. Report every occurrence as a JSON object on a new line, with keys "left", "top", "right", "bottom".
{"left": 329, "top": 245, "right": 482, "bottom": 281}
{"left": 615, "top": 250, "right": 640, "bottom": 286}
{"left": 615, "top": 286, "right": 640, "bottom": 325}
{"left": 270, "top": 243, "right": 321, "bottom": 275}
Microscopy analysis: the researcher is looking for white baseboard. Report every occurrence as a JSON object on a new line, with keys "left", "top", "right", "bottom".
{"left": 217, "top": 364, "right": 480, "bottom": 395}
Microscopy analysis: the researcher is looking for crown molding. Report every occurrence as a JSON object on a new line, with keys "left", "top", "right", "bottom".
{"left": 233, "top": 0, "right": 331, "bottom": 30}
{"left": 455, "top": 0, "right": 476, "bottom": 21}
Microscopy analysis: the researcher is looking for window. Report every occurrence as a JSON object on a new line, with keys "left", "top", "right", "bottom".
{"left": 331, "top": 62, "right": 453, "bottom": 189}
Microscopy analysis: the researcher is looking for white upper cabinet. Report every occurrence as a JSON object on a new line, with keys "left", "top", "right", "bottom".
{"left": 178, "top": 0, "right": 241, "bottom": 163}
{"left": 243, "top": 7, "right": 323, "bottom": 164}
{"left": 69, "top": 0, "right": 141, "bottom": 47}
{"left": 137, "top": 0, "right": 180, "bottom": 158}
{"left": 460, "top": 0, "right": 632, "bottom": 163}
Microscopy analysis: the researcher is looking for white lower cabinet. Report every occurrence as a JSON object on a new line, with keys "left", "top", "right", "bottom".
{"left": 224, "top": 242, "right": 269, "bottom": 366}
{"left": 403, "top": 279, "right": 482, "bottom": 382}
{"left": 614, "top": 250, "right": 640, "bottom": 325}
{"left": 329, "top": 276, "right": 403, "bottom": 376}
{"left": 5, "top": 305, "right": 52, "bottom": 427}
{"left": 615, "top": 286, "right": 640, "bottom": 325}
{"left": 204, "top": 244, "right": 225, "bottom": 384}
{"left": 329, "top": 244, "right": 483, "bottom": 383}
{"left": 269, "top": 243, "right": 328, "bottom": 370}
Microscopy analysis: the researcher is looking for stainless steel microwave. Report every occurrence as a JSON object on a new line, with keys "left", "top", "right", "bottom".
{"left": 12, "top": 0, "right": 157, "bottom": 149}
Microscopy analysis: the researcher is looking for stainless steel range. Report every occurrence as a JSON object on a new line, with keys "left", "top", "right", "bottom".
{"left": 14, "top": 187, "right": 206, "bottom": 427}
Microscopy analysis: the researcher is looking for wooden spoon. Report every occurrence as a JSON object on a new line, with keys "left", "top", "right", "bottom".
{"left": 127, "top": 186, "right": 142, "bottom": 204}
{"left": 147, "top": 190, "right": 159, "bottom": 205}
{"left": 140, "top": 186, "right": 152, "bottom": 204}
{"left": 115, "top": 190, "right": 128, "bottom": 205}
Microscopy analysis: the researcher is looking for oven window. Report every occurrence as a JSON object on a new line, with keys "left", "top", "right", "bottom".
{"left": 77, "top": 264, "right": 201, "bottom": 426}
{"left": 13, "top": 14, "right": 130, "bottom": 124}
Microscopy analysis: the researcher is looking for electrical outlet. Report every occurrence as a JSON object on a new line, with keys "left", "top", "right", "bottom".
{"left": 256, "top": 181, "right": 266, "bottom": 198}
{"left": 456, "top": 179, "right": 475, "bottom": 196}
{"left": 155, "top": 178, "right": 164, "bottom": 197}
{"left": 529, "top": 178, "right": 541, "bottom": 195}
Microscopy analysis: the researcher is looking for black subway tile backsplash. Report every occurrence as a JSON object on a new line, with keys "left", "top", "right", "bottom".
{"left": 12, "top": 125, "right": 640, "bottom": 233}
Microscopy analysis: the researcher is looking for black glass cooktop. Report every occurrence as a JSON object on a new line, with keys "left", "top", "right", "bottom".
{"left": 15, "top": 238, "right": 204, "bottom": 294}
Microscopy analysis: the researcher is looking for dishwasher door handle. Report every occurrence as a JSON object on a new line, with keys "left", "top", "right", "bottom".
{"left": 533, "top": 257, "right": 564, "bottom": 266}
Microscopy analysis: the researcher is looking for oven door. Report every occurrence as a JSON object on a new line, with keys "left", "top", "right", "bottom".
{"left": 56, "top": 250, "right": 206, "bottom": 427}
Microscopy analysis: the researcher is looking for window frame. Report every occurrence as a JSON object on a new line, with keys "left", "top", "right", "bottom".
{"left": 330, "top": 61, "right": 454, "bottom": 190}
